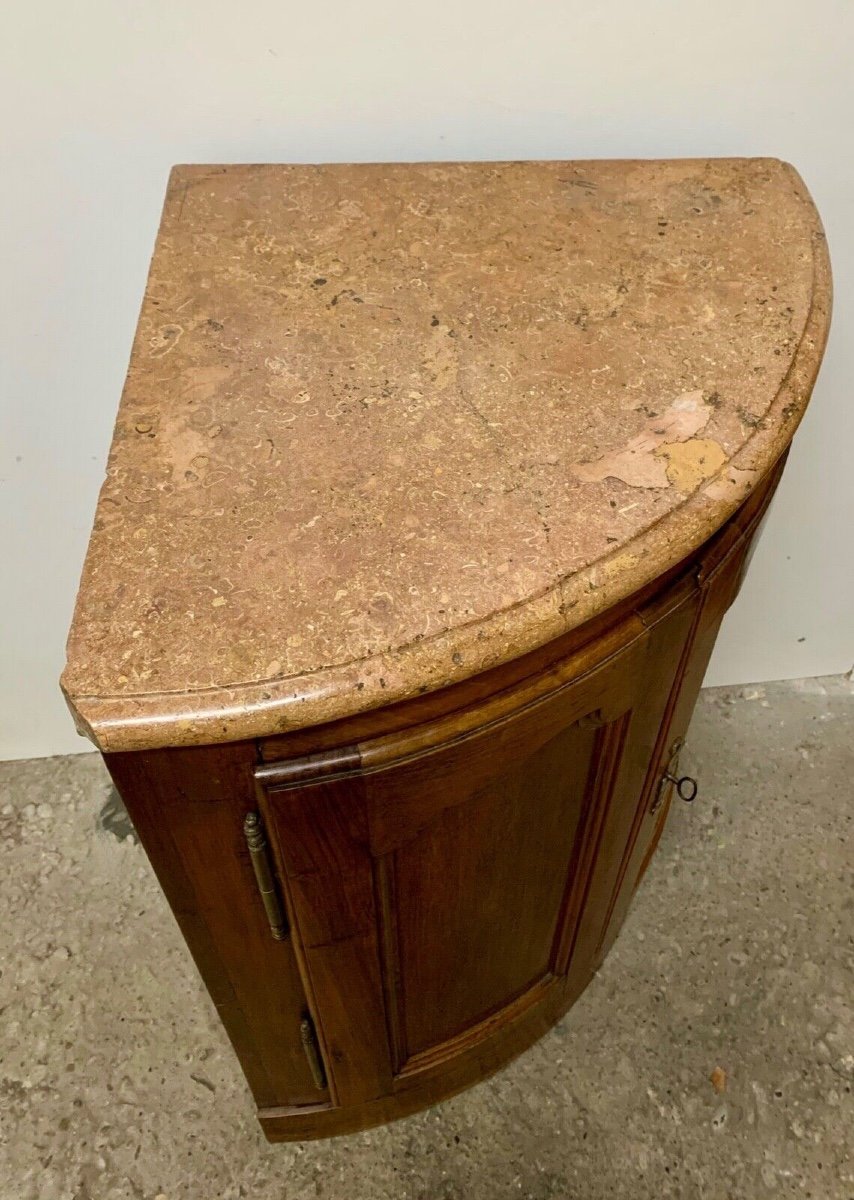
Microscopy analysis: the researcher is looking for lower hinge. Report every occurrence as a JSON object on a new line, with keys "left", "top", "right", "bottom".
{"left": 300, "top": 1015, "right": 327, "bottom": 1090}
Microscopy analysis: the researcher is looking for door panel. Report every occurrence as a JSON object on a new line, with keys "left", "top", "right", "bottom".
{"left": 390, "top": 721, "right": 598, "bottom": 1058}
{"left": 266, "top": 775, "right": 394, "bottom": 1106}
{"left": 259, "top": 596, "right": 694, "bottom": 1107}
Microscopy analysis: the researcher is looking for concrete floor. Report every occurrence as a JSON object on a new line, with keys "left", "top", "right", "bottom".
{"left": 0, "top": 677, "right": 851, "bottom": 1200}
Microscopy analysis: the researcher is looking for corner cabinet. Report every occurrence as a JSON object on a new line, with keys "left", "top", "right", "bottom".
{"left": 65, "top": 159, "right": 830, "bottom": 1142}
{"left": 104, "top": 463, "right": 779, "bottom": 1140}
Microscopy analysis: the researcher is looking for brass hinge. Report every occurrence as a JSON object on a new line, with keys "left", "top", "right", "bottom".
{"left": 300, "top": 1015, "right": 327, "bottom": 1090}
{"left": 243, "top": 812, "right": 288, "bottom": 940}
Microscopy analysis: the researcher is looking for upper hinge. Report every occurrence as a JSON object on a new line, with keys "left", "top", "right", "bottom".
{"left": 243, "top": 811, "right": 288, "bottom": 941}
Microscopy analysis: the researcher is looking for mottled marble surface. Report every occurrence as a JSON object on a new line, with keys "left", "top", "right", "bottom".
{"left": 62, "top": 159, "right": 831, "bottom": 751}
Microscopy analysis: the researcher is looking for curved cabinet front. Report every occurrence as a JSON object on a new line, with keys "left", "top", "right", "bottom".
{"left": 256, "top": 583, "right": 695, "bottom": 1138}
{"left": 106, "top": 464, "right": 781, "bottom": 1143}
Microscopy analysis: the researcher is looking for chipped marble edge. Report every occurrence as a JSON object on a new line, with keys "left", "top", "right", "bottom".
{"left": 63, "top": 169, "right": 833, "bottom": 756}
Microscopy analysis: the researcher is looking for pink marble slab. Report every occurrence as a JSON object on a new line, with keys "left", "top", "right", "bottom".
{"left": 62, "top": 159, "right": 831, "bottom": 751}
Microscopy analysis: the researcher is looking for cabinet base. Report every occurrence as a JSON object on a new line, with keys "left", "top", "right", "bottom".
{"left": 257, "top": 958, "right": 601, "bottom": 1141}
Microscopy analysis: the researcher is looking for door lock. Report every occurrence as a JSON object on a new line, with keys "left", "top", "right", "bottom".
{"left": 651, "top": 738, "right": 698, "bottom": 814}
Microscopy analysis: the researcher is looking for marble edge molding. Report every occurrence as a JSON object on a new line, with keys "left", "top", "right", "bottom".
{"left": 62, "top": 162, "right": 833, "bottom": 754}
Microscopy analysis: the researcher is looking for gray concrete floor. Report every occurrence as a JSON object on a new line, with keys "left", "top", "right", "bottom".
{"left": 1, "top": 677, "right": 852, "bottom": 1200}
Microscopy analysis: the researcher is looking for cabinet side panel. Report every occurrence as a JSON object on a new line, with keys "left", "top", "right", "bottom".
{"left": 588, "top": 466, "right": 786, "bottom": 958}
{"left": 105, "top": 743, "right": 325, "bottom": 1107}
{"left": 566, "top": 587, "right": 700, "bottom": 974}
{"left": 622, "top": 519, "right": 771, "bottom": 905}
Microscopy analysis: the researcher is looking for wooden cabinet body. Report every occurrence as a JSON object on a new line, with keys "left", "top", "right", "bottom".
{"left": 104, "top": 465, "right": 778, "bottom": 1140}
{"left": 64, "top": 160, "right": 830, "bottom": 1141}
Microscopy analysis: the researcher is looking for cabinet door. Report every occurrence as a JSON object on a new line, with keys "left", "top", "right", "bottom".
{"left": 258, "top": 584, "right": 698, "bottom": 1114}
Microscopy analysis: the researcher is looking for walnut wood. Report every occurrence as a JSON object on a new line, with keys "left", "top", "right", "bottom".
{"left": 103, "top": 460, "right": 783, "bottom": 1141}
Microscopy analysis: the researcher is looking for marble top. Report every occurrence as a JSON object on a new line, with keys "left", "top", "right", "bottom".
{"left": 62, "top": 159, "right": 831, "bottom": 752}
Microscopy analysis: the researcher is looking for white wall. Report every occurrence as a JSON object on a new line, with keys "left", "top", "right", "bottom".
{"left": 1, "top": 0, "right": 852, "bottom": 760}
